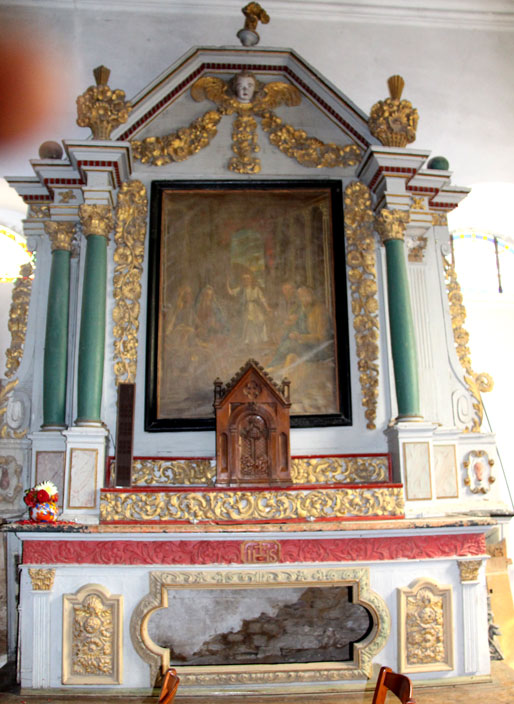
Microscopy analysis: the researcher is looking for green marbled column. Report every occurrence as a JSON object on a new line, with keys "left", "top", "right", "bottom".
{"left": 42, "top": 222, "right": 76, "bottom": 428}
{"left": 76, "top": 204, "right": 113, "bottom": 424}
{"left": 377, "top": 210, "right": 421, "bottom": 419}
{"left": 76, "top": 234, "right": 107, "bottom": 423}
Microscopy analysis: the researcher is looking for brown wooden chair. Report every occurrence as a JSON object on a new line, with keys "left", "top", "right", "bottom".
{"left": 372, "top": 666, "right": 416, "bottom": 704}
{"left": 158, "top": 668, "right": 180, "bottom": 704}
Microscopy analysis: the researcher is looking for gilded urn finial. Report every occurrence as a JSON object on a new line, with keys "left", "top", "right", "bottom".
{"left": 368, "top": 75, "right": 418, "bottom": 148}
{"left": 237, "top": 2, "right": 270, "bottom": 46}
{"left": 76, "top": 65, "right": 132, "bottom": 140}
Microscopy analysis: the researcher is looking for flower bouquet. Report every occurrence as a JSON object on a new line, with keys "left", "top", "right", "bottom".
{"left": 23, "top": 480, "right": 59, "bottom": 522}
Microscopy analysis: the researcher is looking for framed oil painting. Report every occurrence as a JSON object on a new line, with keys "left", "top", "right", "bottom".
{"left": 145, "top": 180, "right": 351, "bottom": 431}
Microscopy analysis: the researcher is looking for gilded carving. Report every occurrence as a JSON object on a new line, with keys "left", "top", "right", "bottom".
{"left": 131, "top": 458, "right": 216, "bottom": 486}
{"left": 463, "top": 449, "right": 495, "bottom": 494}
{"left": 241, "top": 2, "right": 269, "bottom": 32}
{"left": 375, "top": 208, "right": 410, "bottom": 244}
{"left": 132, "top": 72, "right": 361, "bottom": 173}
{"left": 79, "top": 203, "right": 114, "bottom": 238}
{"left": 0, "top": 379, "right": 27, "bottom": 439}
{"left": 344, "top": 182, "right": 380, "bottom": 430}
{"left": 4, "top": 261, "right": 34, "bottom": 380}
{"left": 443, "top": 255, "right": 493, "bottom": 431}
{"left": 406, "top": 234, "right": 428, "bottom": 263}
{"left": 291, "top": 456, "right": 389, "bottom": 484}
{"left": 44, "top": 220, "right": 76, "bottom": 252}
{"left": 100, "top": 486, "right": 404, "bottom": 523}
{"left": 369, "top": 75, "right": 418, "bottom": 148}
{"left": 76, "top": 65, "right": 132, "bottom": 140}
{"left": 432, "top": 213, "right": 448, "bottom": 226}
{"left": 131, "top": 110, "right": 222, "bottom": 166}
{"left": 399, "top": 578, "right": 453, "bottom": 672}
{"left": 62, "top": 584, "right": 123, "bottom": 685}
{"left": 130, "top": 567, "right": 389, "bottom": 684}
{"left": 458, "top": 560, "right": 482, "bottom": 582}
{"left": 28, "top": 205, "right": 50, "bottom": 219}
{"left": 113, "top": 180, "right": 148, "bottom": 384}
{"left": 59, "top": 189, "right": 77, "bottom": 203}
{"left": 28, "top": 568, "right": 55, "bottom": 591}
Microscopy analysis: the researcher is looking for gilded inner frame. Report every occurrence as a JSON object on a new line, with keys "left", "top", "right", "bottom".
{"left": 130, "top": 566, "right": 389, "bottom": 689}
{"left": 145, "top": 180, "right": 351, "bottom": 431}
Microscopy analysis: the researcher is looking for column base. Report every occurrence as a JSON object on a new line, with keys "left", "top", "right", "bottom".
{"left": 61, "top": 426, "right": 109, "bottom": 522}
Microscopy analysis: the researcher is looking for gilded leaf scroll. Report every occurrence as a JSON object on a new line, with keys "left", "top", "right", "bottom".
{"left": 344, "top": 182, "right": 379, "bottom": 429}
{"left": 5, "top": 261, "right": 34, "bottom": 379}
{"left": 442, "top": 254, "right": 493, "bottom": 431}
{"left": 113, "top": 180, "right": 148, "bottom": 384}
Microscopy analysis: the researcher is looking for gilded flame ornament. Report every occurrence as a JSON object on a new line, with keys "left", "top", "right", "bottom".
{"left": 237, "top": 3, "right": 270, "bottom": 46}
{"left": 76, "top": 65, "right": 132, "bottom": 140}
{"left": 132, "top": 71, "right": 361, "bottom": 173}
{"left": 369, "top": 75, "right": 419, "bottom": 148}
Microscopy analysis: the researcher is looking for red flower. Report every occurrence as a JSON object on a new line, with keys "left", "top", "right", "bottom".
{"left": 24, "top": 492, "right": 36, "bottom": 507}
{"left": 50, "top": 493, "right": 59, "bottom": 503}
{"left": 36, "top": 489, "right": 50, "bottom": 504}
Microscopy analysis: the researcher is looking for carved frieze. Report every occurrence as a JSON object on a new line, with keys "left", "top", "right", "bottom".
{"left": 100, "top": 486, "right": 405, "bottom": 523}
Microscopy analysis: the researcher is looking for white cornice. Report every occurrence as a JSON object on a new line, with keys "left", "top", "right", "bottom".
{"left": 4, "top": 0, "right": 514, "bottom": 31}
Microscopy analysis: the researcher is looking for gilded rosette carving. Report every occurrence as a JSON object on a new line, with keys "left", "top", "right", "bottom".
{"left": 113, "top": 180, "right": 148, "bottom": 384}
{"left": 76, "top": 65, "right": 132, "bottom": 140}
{"left": 369, "top": 75, "right": 418, "bottom": 148}
{"left": 291, "top": 456, "right": 389, "bottom": 484}
{"left": 28, "top": 568, "right": 55, "bottom": 591}
{"left": 458, "top": 559, "right": 482, "bottom": 582}
{"left": 399, "top": 578, "right": 453, "bottom": 672}
{"left": 132, "top": 73, "right": 361, "bottom": 172}
{"left": 79, "top": 203, "right": 114, "bottom": 238}
{"left": 62, "top": 584, "right": 123, "bottom": 684}
{"left": 5, "top": 261, "right": 34, "bottom": 380}
{"left": 100, "top": 486, "right": 404, "bottom": 523}
{"left": 131, "top": 567, "right": 389, "bottom": 684}
{"left": 443, "top": 255, "right": 493, "bottom": 431}
{"left": 131, "top": 110, "right": 222, "bottom": 166}
{"left": 375, "top": 208, "right": 410, "bottom": 244}
{"left": 44, "top": 220, "right": 76, "bottom": 252}
{"left": 344, "top": 182, "right": 379, "bottom": 430}
{"left": 131, "top": 458, "right": 216, "bottom": 486}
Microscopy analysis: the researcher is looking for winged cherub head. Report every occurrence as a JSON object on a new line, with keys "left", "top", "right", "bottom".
{"left": 229, "top": 71, "right": 261, "bottom": 103}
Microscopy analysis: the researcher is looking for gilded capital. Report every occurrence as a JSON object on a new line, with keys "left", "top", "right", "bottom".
{"left": 44, "top": 221, "right": 76, "bottom": 252}
{"left": 76, "top": 65, "right": 132, "bottom": 140}
{"left": 29, "top": 568, "right": 56, "bottom": 591}
{"left": 79, "top": 204, "right": 114, "bottom": 238}
{"left": 375, "top": 208, "right": 410, "bottom": 244}
{"left": 369, "top": 75, "right": 418, "bottom": 148}
{"left": 458, "top": 559, "right": 482, "bottom": 582}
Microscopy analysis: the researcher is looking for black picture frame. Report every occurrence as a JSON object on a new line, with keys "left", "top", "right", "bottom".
{"left": 145, "top": 180, "right": 351, "bottom": 431}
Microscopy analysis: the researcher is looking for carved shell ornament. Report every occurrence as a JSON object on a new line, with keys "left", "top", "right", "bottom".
{"left": 131, "top": 71, "right": 361, "bottom": 173}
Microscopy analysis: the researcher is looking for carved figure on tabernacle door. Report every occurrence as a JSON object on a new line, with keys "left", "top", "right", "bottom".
{"left": 227, "top": 272, "right": 271, "bottom": 345}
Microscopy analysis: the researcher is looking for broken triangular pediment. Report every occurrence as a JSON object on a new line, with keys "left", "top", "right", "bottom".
{"left": 111, "top": 47, "right": 377, "bottom": 175}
